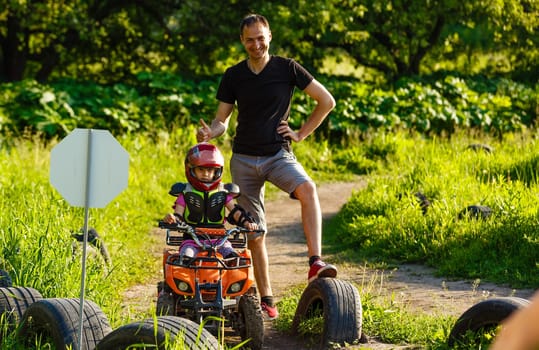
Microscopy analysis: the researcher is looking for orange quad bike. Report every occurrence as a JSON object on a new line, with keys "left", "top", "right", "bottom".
{"left": 156, "top": 221, "right": 265, "bottom": 350}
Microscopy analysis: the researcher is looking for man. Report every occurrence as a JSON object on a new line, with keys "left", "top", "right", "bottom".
{"left": 196, "top": 13, "right": 337, "bottom": 320}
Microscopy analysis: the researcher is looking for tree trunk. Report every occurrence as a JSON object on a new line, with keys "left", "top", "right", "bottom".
{"left": 35, "top": 48, "right": 60, "bottom": 83}
{"left": 1, "top": 15, "right": 27, "bottom": 82}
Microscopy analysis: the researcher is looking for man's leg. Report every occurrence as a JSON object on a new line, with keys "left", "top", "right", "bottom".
{"left": 248, "top": 234, "right": 272, "bottom": 298}
{"left": 263, "top": 149, "right": 337, "bottom": 282}
{"left": 292, "top": 181, "right": 321, "bottom": 257}
{"left": 293, "top": 180, "right": 338, "bottom": 282}
{"left": 247, "top": 229, "right": 278, "bottom": 319}
{"left": 230, "top": 153, "right": 277, "bottom": 318}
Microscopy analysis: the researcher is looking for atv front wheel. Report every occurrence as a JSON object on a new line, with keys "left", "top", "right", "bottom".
{"left": 237, "top": 294, "right": 264, "bottom": 350}
{"left": 157, "top": 294, "right": 177, "bottom": 317}
{"left": 156, "top": 281, "right": 179, "bottom": 316}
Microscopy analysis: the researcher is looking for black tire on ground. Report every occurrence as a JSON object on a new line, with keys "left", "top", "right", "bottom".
{"left": 96, "top": 316, "right": 220, "bottom": 350}
{"left": 18, "top": 298, "right": 112, "bottom": 350}
{"left": 72, "top": 228, "right": 112, "bottom": 271}
{"left": 292, "top": 278, "right": 362, "bottom": 349}
{"left": 0, "top": 287, "right": 43, "bottom": 328}
{"left": 447, "top": 297, "right": 531, "bottom": 347}
{"left": 237, "top": 294, "right": 264, "bottom": 350}
{"left": 467, "top": 143, "right": 493, "bottom": 153}
{"left": 0, "top": 270, "right": 12, "bottom": 288}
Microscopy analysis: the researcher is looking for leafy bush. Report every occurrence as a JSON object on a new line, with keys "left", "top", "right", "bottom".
{"left": 0, "top": 73, "right": 220, "bottom": 139}
{"left": 0, "top": 73, "right": 536, "bottom": 142}
{"left": 321, "top": 75, "right": 537, "bottom": 138}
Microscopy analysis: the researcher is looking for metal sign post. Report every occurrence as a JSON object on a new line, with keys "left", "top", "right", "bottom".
{"left": 50, "top": 129, "right": 129, "bottom": 350}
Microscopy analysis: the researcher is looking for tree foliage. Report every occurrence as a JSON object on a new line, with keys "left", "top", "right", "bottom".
{"left": 267, "top": 0, "right": 539, "bottom": 81}
{"left": 0, "top": 0, "right": 538, "bottom": 83}
{"left": 0, "top": 0, "right": 260, "bottom": 82}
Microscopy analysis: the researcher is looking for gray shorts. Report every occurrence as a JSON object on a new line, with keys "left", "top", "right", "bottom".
{"left": 230, "top": 148, "right": 312, "bottom": 238}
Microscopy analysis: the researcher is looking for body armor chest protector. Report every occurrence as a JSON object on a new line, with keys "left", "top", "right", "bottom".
{"left": 168, "top": 183, "right": 240, "bottom": 228}
{"left": 184, "top": 189, "right": 227, "bottom": 226}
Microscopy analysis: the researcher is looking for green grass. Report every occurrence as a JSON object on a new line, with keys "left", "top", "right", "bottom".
{"left": 2, "top": 128, "right": 539, "bottom": 348}
{"left": 0, "top": 127, "right": 355, "bottom": 348}
{"left": 327, "top": 130, "right": 539, "bottom": 288}
{"left": 273, "top": 274, "right": 493, "bottom": 350}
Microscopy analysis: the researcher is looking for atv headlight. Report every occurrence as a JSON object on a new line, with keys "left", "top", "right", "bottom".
{"left": 228, "top": 281, "right": 245, "bottom": 294}
{"left": 178, "top": 281, "right": 189, "bottom": 292}
{"left": 174, "top": 278, "right": 192, "bottom": 293}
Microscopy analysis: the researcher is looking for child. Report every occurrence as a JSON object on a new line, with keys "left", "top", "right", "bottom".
{"left": 163, "top": 142, "right": 258, "bottom": 261}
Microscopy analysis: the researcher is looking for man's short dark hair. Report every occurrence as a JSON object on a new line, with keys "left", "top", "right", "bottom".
{"left": 240, "top": 14, "right": 270, "bottom": 35}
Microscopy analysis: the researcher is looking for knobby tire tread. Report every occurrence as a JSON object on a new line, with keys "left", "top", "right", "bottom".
{"left": 238, "top": 294, "right": 264, "bottom": 350}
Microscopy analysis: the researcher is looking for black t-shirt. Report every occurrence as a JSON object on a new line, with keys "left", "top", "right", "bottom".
{"left": 217, "top": 56, "right": 314, "bottom": 156}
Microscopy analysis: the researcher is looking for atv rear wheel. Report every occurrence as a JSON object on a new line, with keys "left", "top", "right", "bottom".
{"left": 18, "top": 298, "right": 112, "bottom": 350}
{"left": 237, "top": 294, "right": 264, "bottom": 350}
{"left": 96, "top": 316, "right": 219, "bottom": 350}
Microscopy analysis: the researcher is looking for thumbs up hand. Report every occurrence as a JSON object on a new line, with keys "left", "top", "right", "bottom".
{"left": 197, "top": 119, "right": 212, "bottom": 142}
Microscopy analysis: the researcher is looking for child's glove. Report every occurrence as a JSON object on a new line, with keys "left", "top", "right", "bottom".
{"left": 227, "top": 204, "right": 257, "bottom": 229}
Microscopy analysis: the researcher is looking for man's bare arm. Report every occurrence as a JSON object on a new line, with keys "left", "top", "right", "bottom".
{"left": 276, "top": 79, "right": 336, "bottom": 142}
{"left": 197, "top": 102, "right": 234, "bottom": 142}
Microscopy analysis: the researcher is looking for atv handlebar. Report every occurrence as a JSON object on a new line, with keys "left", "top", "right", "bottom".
{"left": 158, "top": 221, "right": 264, "bottom": 250}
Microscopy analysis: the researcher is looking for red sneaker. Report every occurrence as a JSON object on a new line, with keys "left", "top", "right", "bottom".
{"left": 308, "top": 259, "right": 338, "bottom": 283}
{"left": 260, "top": 301, "right": 279, "bottom": 320}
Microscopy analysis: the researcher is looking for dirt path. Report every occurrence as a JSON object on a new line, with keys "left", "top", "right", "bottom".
{"left": 262, "top": 180, "right": 534, "bottom": 349}
{"left": 124, "top": 180, "right": 535, "bottom": 349}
